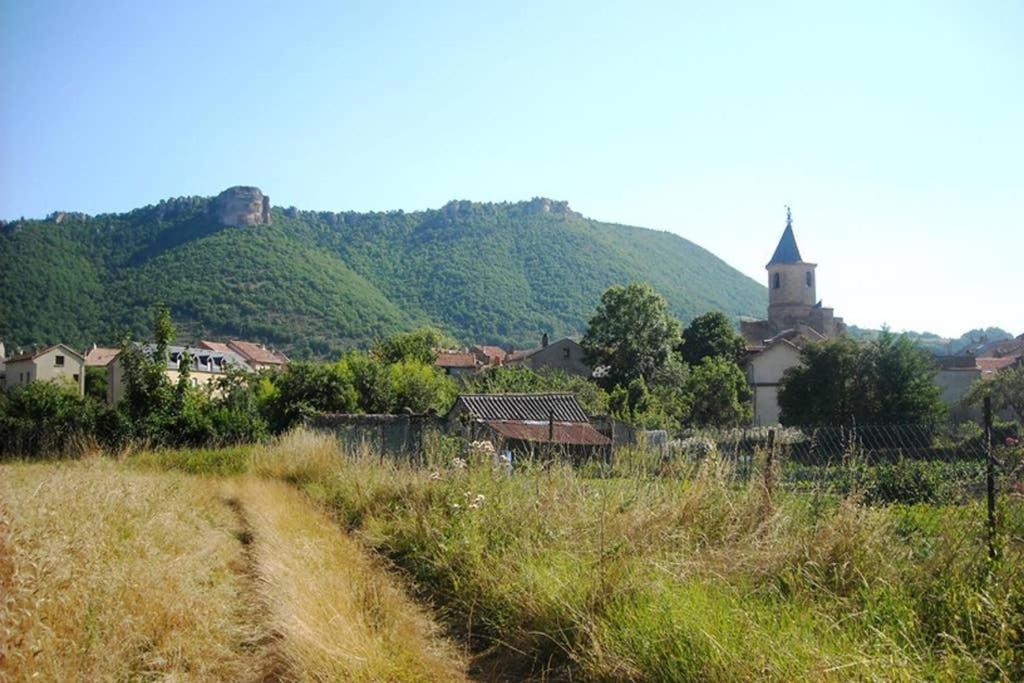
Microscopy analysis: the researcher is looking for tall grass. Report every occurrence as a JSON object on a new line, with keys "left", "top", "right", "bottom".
{"left": 224, "top": 476, "right": 468, "bottom": 682}
{"left": 255, "top": 429, "right": 1024, "bottom": 681}
{"left": 0, "top": 459, "right": 262, "bottom": 681}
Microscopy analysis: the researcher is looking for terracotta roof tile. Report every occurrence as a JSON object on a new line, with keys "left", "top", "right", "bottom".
{"left": 435, "top": 352, "right": 479, "bottom": 368}
{"left": 227, "top": 340, "right": 288, "bottom": 365}
{"left": 84, "top": 347, "right": 120, "bottom": 367}
{"left": 977, "top": 356, "right": 1019, "bottom": 376}
{"left": 198, "top": 340, "right": 232, "bottom": 354}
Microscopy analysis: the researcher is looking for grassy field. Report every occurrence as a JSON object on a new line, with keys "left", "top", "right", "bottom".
{"left": 0, "top": 456, "right": 466, "bottom": 682}
{"left": 254, "top": 431, "right": 1024, "bottom": 682}
{"left": 3, "top": 433, "right": 1023, "bottom": 681}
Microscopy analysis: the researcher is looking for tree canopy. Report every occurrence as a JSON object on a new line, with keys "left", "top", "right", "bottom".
{"left": 581, "top": 283, "right": 682, "bottom": 388}
{"left": 779, "top": 330, "right": 945, "bottom": 426}
{"left": 679, "top": 311, "right": 746, "bottom": 366}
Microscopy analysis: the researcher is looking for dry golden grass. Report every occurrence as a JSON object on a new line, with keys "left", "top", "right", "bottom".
{"left": 226, "top": 475, "right": 469, "bottom": 682}
{"left": 2, "top": 452, "right": 468, "bottom": 682}
{"left": 0, "top": 458, "right": 263, "bottom": 681}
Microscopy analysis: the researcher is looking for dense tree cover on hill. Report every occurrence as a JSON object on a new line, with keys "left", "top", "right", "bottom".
{"left": 0, "top": 192, "right": 765, "bottom": 357}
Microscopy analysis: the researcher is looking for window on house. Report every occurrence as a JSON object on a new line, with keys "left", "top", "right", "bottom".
{"left": 563, "top": 347, "right": 570, "bottom": 359}
{"left": 73, "top": 374, "right": 80, "bottom": 382}
{"left": 806, "top": 271, "right": 813, "bottom": 287}
{"left": 55, "top": 355, "right": 65, "bottom": 366}
{"left": 772, "top": 273, "right": 780, "bottom": 289}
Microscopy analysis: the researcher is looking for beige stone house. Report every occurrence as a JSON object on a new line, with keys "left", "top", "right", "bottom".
{"left": 746, "top": 338, "right": 803, "bottom": 425}
{"left": 1, "top": 344, "right": 86, "bottom": 396}
{"left": 107, "top": 344, "right": 252, "bottom": 405}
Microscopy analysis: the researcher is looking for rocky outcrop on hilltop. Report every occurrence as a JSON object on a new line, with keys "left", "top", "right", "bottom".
{"left": 211, "top": 186, "right": 271, "bottom": 227}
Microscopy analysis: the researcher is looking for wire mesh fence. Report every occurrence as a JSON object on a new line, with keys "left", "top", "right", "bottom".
{"left": 645, "top": 410, "right": 1024, "bottom": 564}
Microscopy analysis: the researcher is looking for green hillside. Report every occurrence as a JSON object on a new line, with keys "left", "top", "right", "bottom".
{"left": 0, "top": 190, "right": 766, "bottom": 357}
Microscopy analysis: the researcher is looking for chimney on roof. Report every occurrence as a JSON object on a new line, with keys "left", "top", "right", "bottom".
{"left": 542, "top": 333, "right": 549, "bottom": 348}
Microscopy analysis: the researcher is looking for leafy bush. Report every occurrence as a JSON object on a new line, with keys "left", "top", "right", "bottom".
{"left": 0, "top": 382, "right": 99, "bottom": 457}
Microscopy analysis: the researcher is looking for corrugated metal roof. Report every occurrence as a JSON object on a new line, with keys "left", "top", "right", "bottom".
{"left": 454, "top": 393, "right": 590, "bottom": 422}
{"left": 485, "top": 420, "right": 611, "bottom": 446}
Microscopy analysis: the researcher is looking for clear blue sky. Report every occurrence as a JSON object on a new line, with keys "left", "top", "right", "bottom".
{"left": 2, "top": 1, "right": 1021, "bottom": 337}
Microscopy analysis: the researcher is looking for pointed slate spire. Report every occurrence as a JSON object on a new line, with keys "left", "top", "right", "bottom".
{"left": 768, "top": 206, "right": 803, "bottom": 265}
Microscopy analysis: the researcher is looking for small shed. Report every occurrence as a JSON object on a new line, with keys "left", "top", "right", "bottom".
{"left": 447, "top": 393, "right": 611, "bottom": 462}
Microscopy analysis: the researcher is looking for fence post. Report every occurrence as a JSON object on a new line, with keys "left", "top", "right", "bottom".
{"left": 764, "top": 428, "right": 776, "bottom": 508}
{"left": 984, "top": 396, "right": 998, "bottom": 561}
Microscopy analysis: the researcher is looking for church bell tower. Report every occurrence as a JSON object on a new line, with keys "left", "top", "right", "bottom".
{"left": 766, "top": 207, "right": 817, "bottom": 330}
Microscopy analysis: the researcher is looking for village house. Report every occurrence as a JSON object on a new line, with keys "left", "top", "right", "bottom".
{"left": 504, "top": 334, "right": 593, "bottom": 378}
{"left": 1, "top": 344, "right": 86, "bottom": 396}
{"left": 471, "top": 344, "right": 508, "bottom": 366}
{"left": 742, "top": 210, "right": 847, "bottom": 425}
{"left": 435, "top": 351, "right": 482, "bottom": 376}
{"left": 200, "top": 340, "right": 289, "bottom": 371}
{"left": 107, "top": 344, "right": 252, "bottom": 405}
{"left": 446, "top": 393, "right": 611, "bottom": 461}
{"left": 935, "top": 348, "right": 1022, "bottom": 422}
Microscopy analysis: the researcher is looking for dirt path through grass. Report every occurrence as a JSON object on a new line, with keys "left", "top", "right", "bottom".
{"left": 224, "top": 476, "right": 469, "bottom": 682}
{"left": 1, "top": 461, "right": 469, "bottom": 682}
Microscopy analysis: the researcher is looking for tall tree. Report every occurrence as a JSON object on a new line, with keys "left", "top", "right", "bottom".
{"left": 779, "top": 331, "right": 945, "bottom": 426}
{"left": 684, "top": 356, "right": 753, "bottom": 427}
{"left": 582, "top": 283, "right": 682, "bottom": 388}
{"left": 372, "top": 327, "right": 457, "bottom": 365}
{"left": 679, "top": 311, "right": 746, "bottom": 366}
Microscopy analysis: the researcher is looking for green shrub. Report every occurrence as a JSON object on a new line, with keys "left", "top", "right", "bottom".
{"left": 0, "top": 382, "right": 99, "bottom": 458}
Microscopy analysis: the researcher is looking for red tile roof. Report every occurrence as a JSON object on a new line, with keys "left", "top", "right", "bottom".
{"left": 435, "top": 352, "right": 479, "bottom": 368}
{"left": 473, "top": 345, "right": 507, "bottom": 363}
{"left": 198, "top": 340, "right": 232, "bottom": 354}
{"left": 84, "top": 346, "right": 120, "bottom": 367}
{"left": 227, "top": 340, "right": 288, "bottom": 366}
{"left": 977, "top": 356, "right": 1019, "bottom": 377}
{"left": 485, "top": 420, "right": 611, "bottom": 446}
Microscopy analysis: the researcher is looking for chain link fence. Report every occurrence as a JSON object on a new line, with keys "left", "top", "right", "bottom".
{"left": 638, "top": 401, "right": 1023, "bottom": 561}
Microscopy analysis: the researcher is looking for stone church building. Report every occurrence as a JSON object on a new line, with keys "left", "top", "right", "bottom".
{"left": 742, "top": 210, "right": 846, "bottom": 425}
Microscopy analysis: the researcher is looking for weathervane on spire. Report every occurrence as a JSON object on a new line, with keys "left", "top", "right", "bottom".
{"left": 785, "top": 205, "right": 792, "bottom": 228}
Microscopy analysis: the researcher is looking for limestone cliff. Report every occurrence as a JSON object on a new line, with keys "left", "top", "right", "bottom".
{"left": 211, "top": 186, "right": 271, "bottom": 227}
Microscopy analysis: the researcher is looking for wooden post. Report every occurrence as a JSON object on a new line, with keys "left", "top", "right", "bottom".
{"left": 984, "top": 396, "right": 998, "bottom": 561}
{"left": 765, "top": 428, "right": 776, "bottom": 507}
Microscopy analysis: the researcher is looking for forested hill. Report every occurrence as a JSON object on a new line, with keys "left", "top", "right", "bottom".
{"left": 0, "top": 187, "right": 766, "bottom": 358}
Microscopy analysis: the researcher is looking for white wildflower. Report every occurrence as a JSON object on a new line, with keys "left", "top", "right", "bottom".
{"left": 452, "top": 457, "right": 467, "bottom": 470}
